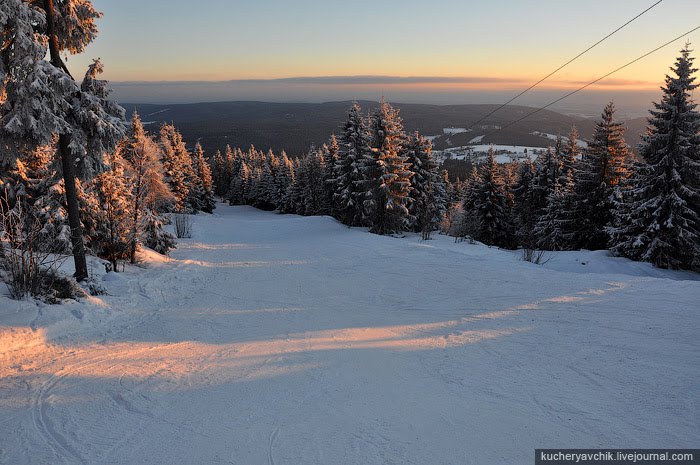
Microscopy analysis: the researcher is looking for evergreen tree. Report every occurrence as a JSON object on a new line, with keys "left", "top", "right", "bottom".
{"left": 334, "top": 102, "right": 370, "bottom": 226}
{"left": 470, "top": 148, "right": 511, "bottom": 247}
{"left": 0, "top": 1, "right": 125, "bottom": 279}
{"left": 511, "top": 159, "right": 537, "bottom": 248}
{"left": 322, "top": 136, "right": 340, "bottom": 215}
{"left": 212, "top": 149, "right": 227, "bottom": 200}
{"left": 406, "top": 132, "right": 446, "bottom": 238}
{"left": 572, "top": 102, "right": 631, "bottom": 249}
{"left": 159, "top": 123, "right": 193, "bottom": 212}
{"left": 532, "top": 146, "right": 562, "bottom": 214}
{"left": 120, "top": 112, "right": 175, "bottom": 261}
{"left": 362, "top": 99, "right": 413, "bottom": 235}
{"left": 562, "top": 126, "right": 581, "bottom": 181}
{"left": 90, "top": 151, "right": 133, "bottom": 271}
{"left": 610, "top": 46, "right": 700, "bottom": 269}
{"left": 535, "top": 166, "right": 576, "bottom": 251}
{"left": 0, "top": 143, "right": 74, "bottom": 253}
{"left": 192, "top": 142, "right": 216, "bottom": 213}
{"left": 274, "top": 151, "right": 295, "bottom": 212}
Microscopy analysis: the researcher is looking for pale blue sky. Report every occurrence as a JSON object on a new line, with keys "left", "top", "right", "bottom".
{"left": 66, "top": 0, "right": 700, "bottom": 105}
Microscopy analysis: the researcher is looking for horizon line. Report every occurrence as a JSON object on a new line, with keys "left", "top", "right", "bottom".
{"left": 108, "top": 75, "right": 660, "bottom": 89}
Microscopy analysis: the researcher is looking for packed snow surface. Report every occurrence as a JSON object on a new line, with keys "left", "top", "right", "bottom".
{"left": 443, "top": 127, "right": 470, "bottom": 135}
{"left": 1, "top": 205, "right": 699, "bottom": 465}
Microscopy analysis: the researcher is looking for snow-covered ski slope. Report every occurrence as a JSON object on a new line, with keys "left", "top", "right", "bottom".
{"left": 1, "top": 205, "right": 699, "bottom": 465}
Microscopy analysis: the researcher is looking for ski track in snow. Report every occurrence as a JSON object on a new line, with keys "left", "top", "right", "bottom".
{"left": 1, "top": 205, "right": 699, "bottom": 464}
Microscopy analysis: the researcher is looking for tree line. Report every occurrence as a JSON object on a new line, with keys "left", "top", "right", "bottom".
{"left": 213, "top": 99, "right": 447, "bottom": 238}
{"left": 1, "top": 0, "right": 699, "bottom": 303}
{"left": 213, "top": 46, "right": 700, "bottom": 271}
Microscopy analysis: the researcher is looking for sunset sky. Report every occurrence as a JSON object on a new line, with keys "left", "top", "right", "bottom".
{"left": 68, "top": 0, "right": 700, "bottom": 106}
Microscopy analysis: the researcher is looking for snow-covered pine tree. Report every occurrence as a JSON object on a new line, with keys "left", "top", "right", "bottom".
{"left": 334, "top": 102, "right": 371, "bottom": 226}
{"left": 274, "top": 151, "right": 295, "bottom": 212}
{"left": 192, "top": 143, "right": 216, "bottom": 213}
{"left": 534, "top": 164, "right": 576, "bottom": 251}
{"left": 120, "top": 112, "right": 176, "bottom": 261}
{"left": 362, "top": 99, "right": 413, "bottom": 235}
{"left": 562, "top": 126, "right": 581, "bottom": 181}
{"left": 572, "top": 102, "right": 631, "bottom": 250}
{"left": 229, "top": 160, "right": 251, "bottom": 206}
{"left": 406, "top": 132, "right": 446, "bottom": 238}
{"left": 212, "top": 150, "right": 226, "bottom": 199}
{"left": 159, "top": 123, "right": 193, "bottom": 212}
{"left": 255, "top": 149, "right": 278, "bottom": 210}
{"left": 532, "top": 146, "right": 562, "bottom": 215}
{"left": 90, "top": 151, "right": 133, "bottom": 271}
{"left": 470, "top": 148, "right": 512, "bottom": 247}
{"left": 610, "top": 45, "right": 700, "bottom": 269}
{"left": 183, "top": 143, "right": 206, "bottom": 213}
{"left": 322, "top": 136, "right": 340, "bottom": 215}
{"left": 0, "top": 142, "right": 75, "bottom": 253}
{"left": 286, "top": 158, "right": 304, "bottom": 214}
{"left": 511, "top": 158, "right": 537, "bottom": 248}
{"left": 0, "top": 0, "right": 125, "bottom": 279}
{"left": 296, "top": 147, "right": 326, "bottom": 216}
{"left": 442, "top": 170, "right": 457, "bottom": 204}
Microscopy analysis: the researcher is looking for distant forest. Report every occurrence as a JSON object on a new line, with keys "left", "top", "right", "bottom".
{"left": 120, "top": 101, "right": 650, "bottom": 158}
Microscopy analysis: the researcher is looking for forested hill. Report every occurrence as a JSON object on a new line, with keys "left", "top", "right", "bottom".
{"left": 119, "top": 101, "right": 646, "bottom": 156}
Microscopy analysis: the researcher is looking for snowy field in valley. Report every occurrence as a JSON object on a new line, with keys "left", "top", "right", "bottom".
{"left": 435, "top": 144, "right": 547, "bottom": 164}
{"left": 1, "top": 205, "right": 699, "bottom": 465}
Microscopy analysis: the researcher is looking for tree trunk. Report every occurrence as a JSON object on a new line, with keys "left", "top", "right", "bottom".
{"left": 43, "top": 0, "right": 88, "bottom": 281}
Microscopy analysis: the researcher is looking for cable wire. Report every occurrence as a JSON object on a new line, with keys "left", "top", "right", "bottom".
{"left": 478, "top": 24, "right": 700, "bottom": 141}
{"left": 466, "top": 0, "right": 663, "bottom": 130}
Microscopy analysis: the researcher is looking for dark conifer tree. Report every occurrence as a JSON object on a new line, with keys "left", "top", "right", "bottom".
{"left": 470, "top": 149, "right": 511, "bottom": 247}
{"left": 610, "top": 46, "right": 700, "bottom": 269}
{"left": 572, "top": 102, "right": 631, "bottom": 249}
{"left": 406, "top": 132, "right": 446, "bottom": 238}
{"left": 362, "top": 99, "right": 413, "bottom": 235}
{"left": 334, "top": 102, "right": 370, "bottom": 226}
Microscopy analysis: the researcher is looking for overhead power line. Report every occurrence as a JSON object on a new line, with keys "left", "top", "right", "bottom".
{"left": 467, "top": 0, "right": 663, "bottom": 130}
{"left": 480, "top": 24, "right": 700, "bottom": 140}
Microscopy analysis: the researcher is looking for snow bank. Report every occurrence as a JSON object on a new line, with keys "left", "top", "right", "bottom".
{"left": 1, "top": 205, "right": 698, "bottom": 465}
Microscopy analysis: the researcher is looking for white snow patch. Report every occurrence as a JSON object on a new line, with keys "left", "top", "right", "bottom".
{"left": 1, "top": 205, "right": 698, "bottom": 464}
{"left": 531, "top": 131, "right": 588, "bottom": 148}
{"left": 443, "top": 127, "right": 470, "bottom": 135}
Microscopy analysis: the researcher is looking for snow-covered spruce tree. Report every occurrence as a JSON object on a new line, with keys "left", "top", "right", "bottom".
{"left": 0, "top": 142, "right": 74, "bottom": 253}
{"left": 610, "top": 46, "right": 700, "bottom": 269}
{"left": 322, "top": 135, "right": 340, "bottom": 215}
{"left": 295, "top": 148, "right": 326, "bottom": 216}
{"left": 534, "top": 165, "right": 576, "bottom": 251}
{"left": 184, "top": 144, "right": 207, "bottom": 213}
{"left": 562, "top": 126, "right": 581, "bottom": 181}
{"left": 406, "top": 132, "right": 446, "bottom": 238}
{"left": 334, "top": 102, "right": 371, "bottom": 226}
{"left": 229, "top": 160, "right": 251, "bottom": 206}
{"left": 255, "top": 149, "right": 278, "bottom": 210}
{"left": 572, "top": 102, "right": 631, "bottom": 250}
{"left": 470, "top": 148, "right": 512, "bottom": 247}
{"left": 273, "top": 151, "right": 295, "bottom": 212}
{"left": 511, "top": 158, "right": 537, "bottom": 248}
{"left": 192, "top": 143, "right": 216, "bottom": 213}
{"left": 119, "top": 112, "right": 176, "bottom": 261}
{"left": 362, "top": 99, "right": 413, "bottom": 235}
{"left": 90, "top": 150, "right": 133, "bottom": 271}
{"left": 531, "top": 146, "right": 562, "bottom": 216}
{"left": 0, "top": 0, "right": 125, "bottom": 280}
{"left": 159, "top": 123, "right": 195, "bottom": 212}
{"left": 212, "top": 148, "right": 227, "bottom": 200}
{"left": 283, "top": 158, "right": 301, "bottom": 213}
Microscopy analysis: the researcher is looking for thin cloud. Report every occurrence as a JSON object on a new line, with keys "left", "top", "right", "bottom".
{"left": 112, "top": 76, "right": 530, "bottom": 86}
